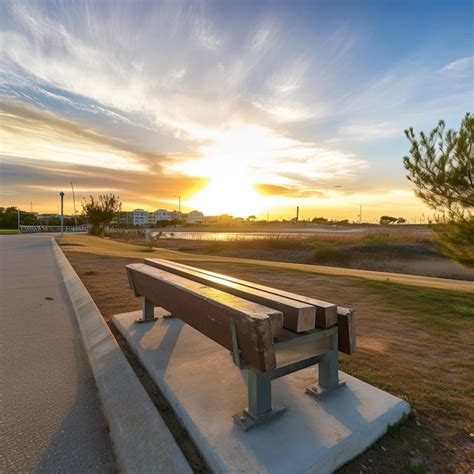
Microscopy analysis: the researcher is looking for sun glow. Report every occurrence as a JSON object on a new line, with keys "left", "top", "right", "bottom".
{"left": 187, "top": 177, "right": 267, "bottom": 217}
{"left": 171, "top": 124, "right": 288, "bottom": 217}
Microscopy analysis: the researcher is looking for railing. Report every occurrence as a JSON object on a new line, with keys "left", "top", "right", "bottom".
{"left": 19, "top": 224, "right": 89, "bottom": 233}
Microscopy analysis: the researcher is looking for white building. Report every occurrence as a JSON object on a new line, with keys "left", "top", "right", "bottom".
{"left": 185, "top": 210, "right": 204, "bottom": 224}
{"left": 168, "top": 210, "right": 182, "bottom": 221}
{"left": 131, "top": 209, "right": 149, "bottom": 226}
{"left": 150, "top": 209, "right": 171, "bottom": 223}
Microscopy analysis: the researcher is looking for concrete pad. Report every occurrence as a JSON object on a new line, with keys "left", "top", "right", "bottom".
{"left": 113, "top": 310, "right": 410, "bottom": 474}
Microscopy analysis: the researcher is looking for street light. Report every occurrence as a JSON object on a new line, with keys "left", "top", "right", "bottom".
{"left": 60, "top": 191, "right": 65, "bottom": 237}
{"left": 173, "top": 195, "right": 181, "bottom": 213}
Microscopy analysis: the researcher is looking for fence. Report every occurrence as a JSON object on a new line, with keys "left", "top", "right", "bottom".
{"left": 19, "top": 224, "right": 89, "bottom": 233}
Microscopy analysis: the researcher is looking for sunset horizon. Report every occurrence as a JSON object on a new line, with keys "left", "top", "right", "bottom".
{"left": 1, "top": 0, "right": 472, "bottom": 221}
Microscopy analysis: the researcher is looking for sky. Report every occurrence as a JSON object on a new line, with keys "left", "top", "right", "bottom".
{"left": 1, "top": 0, "right": 473, "bottom": 221}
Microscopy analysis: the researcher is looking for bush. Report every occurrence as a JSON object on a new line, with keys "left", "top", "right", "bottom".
{"left": 360, "top": 232, "right": 394, "bottom": 245}
{"left": 432, "top": 217, "right": 474, "bottom": 266}
{"left": 312, "top": 244, "right": 349, "bottom": 264}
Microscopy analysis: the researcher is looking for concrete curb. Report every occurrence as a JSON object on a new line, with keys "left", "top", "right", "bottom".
{"left": 50, "top": 239, "right": 192, "bottom": 474}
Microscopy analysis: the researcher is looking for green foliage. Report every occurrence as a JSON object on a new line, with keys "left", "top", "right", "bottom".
{"left": 431, "top": 217, "right": 474, "bottom": 266}
{"left": 312, "top": 244, "right": 348, "bottom": 264}
{"left": 0, "top": 207, "right": 84, "bottom": 228}
{"left": 361, "top": 232, "right": 393, "bottom": 245}
{"left": 357, "top": 279, "right": 474, "bottom": 332}
{"left": 386, "top": 412, "right": 411, "bottom": 435}
{"left": 403, "top": 113, "right": 474, "bottom": 266}
{"left": 408, "top": 464, "right": 428, "bottom": 474}
{"left": 82, "top": 194, "right": 121, "bottom": 236}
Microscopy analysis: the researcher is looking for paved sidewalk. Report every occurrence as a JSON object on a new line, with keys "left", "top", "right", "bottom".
{"left": 0, "top": 234, "right": 116, "bottom": 472}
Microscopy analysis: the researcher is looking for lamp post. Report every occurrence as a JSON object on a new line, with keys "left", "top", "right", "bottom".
{"left": 60, "top": 191, "right": 65, "bottom": 237}
{"left": 173, "top": 195, "right": 181, "bottom": 213}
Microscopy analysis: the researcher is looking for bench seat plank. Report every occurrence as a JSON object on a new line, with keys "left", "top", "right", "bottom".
{"left": 126, "top": 263, "right": 283, "bottom": 372}
{"left": 144, "top": 258, "right": 315, "bottom": 332}
{"left": 336, "top": 307, "right": 356, "bottom": 354}
{"left": 145, "top": 258, "right": 337, "bottom": 329}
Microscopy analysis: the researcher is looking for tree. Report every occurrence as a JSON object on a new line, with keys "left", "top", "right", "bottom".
{"left": 0, "top": 207, "right": 19, "bottom": 228}
{"left": 82, "top": 194, "right": 121, "bottom": 236}
{"left": 396, "top": 217, "right": 406, "bottom": 224}
{"left": 312, "top": 216, "right": 329, "bottom": 224}
{"left": 403, "top": 113, "right": 473, "bottom": 266}
{"left": 247, "top": 215, "right": 256, "bottom": 221}
{"left": 379, "top": 215, "right": 398, "bottom": 225}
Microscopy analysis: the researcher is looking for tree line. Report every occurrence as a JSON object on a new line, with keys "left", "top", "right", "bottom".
{"left": 0, "top": 207, "right": 86, "bottom": 228}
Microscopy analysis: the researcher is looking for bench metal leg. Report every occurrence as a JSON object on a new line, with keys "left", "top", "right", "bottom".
{"left": 306, "top": 333, "right": 345, "bottom": 397}
{"left": 135, "top": 298, "right": 158, "bottom": 323}
{"left": 233, "top": 368, "right": 285, "bottom": 431}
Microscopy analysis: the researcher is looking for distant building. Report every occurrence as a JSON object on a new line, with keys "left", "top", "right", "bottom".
{"left": 185, "top": 210, "right": 204, "bottom": 224}
{"left": 168, "top": 210, "right": 182, "bottom": 221}
{"left": 203, "top": 214, "right": 233, "bottom": 225}
{"left": 113, "top": 211, "right": 133, "bottom": 226}
{"left": 131, "top": 209, "right": 149, "bottom": 226}
{"left": 149, "top": 209, "right": 171, "bottom": 223}
{"left": 112, "top": 208, "right": 192, "bottom": 226}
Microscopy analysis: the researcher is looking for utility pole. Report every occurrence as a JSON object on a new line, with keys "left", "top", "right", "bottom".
{"left": 359, "top": 204, "right": 362, "bottom": 224}
{"left": 296, "top": 206, "right": 299, "bottom": 222}
{"left": 70, "top": 181, "right": 78, "bottom": 226}
{"left": 267, "top": 209, "right": 269, "bottom": 222}
{"left": 30, "top": 201, "right": 33, "bottom": 213}
{"left": 60, "top": 191, "right": 65, "bottom": 237}
{"left": 173, "top": 195, "right": 181, "bottom": 213}
{"left": 17, "top": 209, "right": 20, "bottom": 231}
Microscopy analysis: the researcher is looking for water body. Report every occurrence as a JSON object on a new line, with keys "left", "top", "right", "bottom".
{"left": 151, "top": 228, "right": 366, "bottom": 241}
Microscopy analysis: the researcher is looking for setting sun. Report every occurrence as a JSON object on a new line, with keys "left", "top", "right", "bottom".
{"left": 187, "top": 177, "right": 267, "bottom": 217}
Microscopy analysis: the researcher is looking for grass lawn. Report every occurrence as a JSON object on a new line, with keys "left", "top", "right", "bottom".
{"left": 0, "top": 229, "right": 20, "bottom": 235}
{"left": 58, "top": 234, "right": 474, "bottom": 472}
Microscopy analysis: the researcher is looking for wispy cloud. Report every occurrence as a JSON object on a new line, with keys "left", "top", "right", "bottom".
{"left": 339, "top": 122, "right": 399, "bottom": 142}
{"left": 0, "top": 100, "right": 167, "bottom": 171}
{"left": 439, "top": 56, "right": 474, "bottom": 76}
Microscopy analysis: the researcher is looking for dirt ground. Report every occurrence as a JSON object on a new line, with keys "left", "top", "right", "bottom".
{"left": 63, "top": 247, "right": 474, "bottom": 474}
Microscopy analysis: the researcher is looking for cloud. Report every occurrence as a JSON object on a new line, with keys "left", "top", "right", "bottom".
{"left": 0, "top": 99, "right": 172, "bottom": 171}
{"left": 0, "top": 155, "right": 207, "bottom": 212}
{"left": 338, "top": 122, "right": 400, "bottom": 142}
{"left": 439, "top": 56, "right": 474, "bottom": 76}
{"left": 254, "top": 183, "right": 323, "bottom": 198}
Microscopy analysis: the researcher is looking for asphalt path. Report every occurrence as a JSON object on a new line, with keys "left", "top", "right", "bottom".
{"left": 0, "top": 234, "right": 116, "bottom": 472}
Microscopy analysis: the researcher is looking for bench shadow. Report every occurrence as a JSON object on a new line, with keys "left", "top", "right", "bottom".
{"left": 134, "top": 315, "right": 184, "bottom": 372}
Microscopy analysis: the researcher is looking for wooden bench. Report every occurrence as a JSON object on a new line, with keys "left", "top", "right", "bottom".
{"left": 126, "top": 259, "right": 356, "bottom": 430}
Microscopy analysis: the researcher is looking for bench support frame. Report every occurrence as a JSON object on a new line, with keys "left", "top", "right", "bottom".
{"left": 135, "top": 298, "right": 158, "bottom": 323}
{"left": 232, "top": 325, "right": 345, "bottom": 430}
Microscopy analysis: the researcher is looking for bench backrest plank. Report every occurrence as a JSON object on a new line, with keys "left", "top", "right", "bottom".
{"left": 145, "top": 258, "right": 337, "bottom": 329}
{"left": 126, "top": 263, "right": 283, "bottom": 372}
{"left": 144, "top": 258, "right": 315, "bottom": 332}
